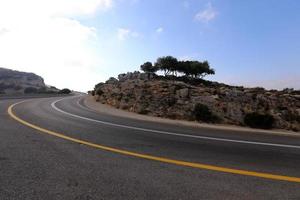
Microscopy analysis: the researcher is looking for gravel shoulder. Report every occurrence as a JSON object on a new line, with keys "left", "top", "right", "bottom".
{"left": 83, "top": 95, "right": 300, "bottom": 137}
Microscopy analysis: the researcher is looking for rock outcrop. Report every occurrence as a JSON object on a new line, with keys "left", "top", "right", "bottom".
{"left": 94, "top": 72, "right": 300, "bottom": 131}
{"left": 0, "top": 67, "right": 47, "bottom": 94}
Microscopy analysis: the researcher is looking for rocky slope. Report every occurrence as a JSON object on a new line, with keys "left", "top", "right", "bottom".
{"left": 0, "top": 67, "right": 50, "bottom": 94}
{"left": 93, "top": 72, "right": 300, "bottom": 131}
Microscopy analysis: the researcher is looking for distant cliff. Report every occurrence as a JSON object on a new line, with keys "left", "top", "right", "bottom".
{"left": 0, "top": 67, "right": 48, "bottom": 94}
{"left": 93, "top": 72, "right": 300, "bottom": 131}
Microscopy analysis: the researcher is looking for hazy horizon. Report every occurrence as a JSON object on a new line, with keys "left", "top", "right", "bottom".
{"left": 0, "top": 0, "right": 299, "bottom": 91}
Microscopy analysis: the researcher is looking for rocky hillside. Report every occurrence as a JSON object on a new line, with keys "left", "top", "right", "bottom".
{"left": 0, "top": 67, "right": 52, "bottom": 94}
{"left": 93, "top": 72, "right": 300, "bottom": 131}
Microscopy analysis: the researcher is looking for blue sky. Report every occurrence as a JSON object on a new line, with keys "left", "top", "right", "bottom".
{"left": 0, "top": 0, "right": 299, "bottom": 91}
{"left": 87, "top": 0, "right": 300, "bottom": 89}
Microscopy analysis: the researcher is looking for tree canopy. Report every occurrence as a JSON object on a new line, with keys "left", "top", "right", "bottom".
{"left": 154, "top": 56, "right": 178, "bottom": 76}
{"left": 140, "top": 62, "right": 158, "bottom": 73}
{"left": 141, "top": 56, "right": 215, "bottom": 79}
{"left": 178, "top": 60, "right": 215, "bottom": 78}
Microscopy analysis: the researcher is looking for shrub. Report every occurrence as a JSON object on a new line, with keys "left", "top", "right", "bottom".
{"left": 193, "top": 103, "right": 219, "bottom": 123}
{"left": 59, "top": 88, "right": 71, "bottom": 94}
{"left": 24, "top": 87, "right": 38, "bottom": 94}
{"left": 244, "top": 112, "right": 275, "bottom": 129}
{"left": 96, "top": 88, "right": 104, "bottom": 96}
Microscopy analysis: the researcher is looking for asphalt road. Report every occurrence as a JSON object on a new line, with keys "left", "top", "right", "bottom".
{"left": 1, "top": 95, "right": 300, "bottom": 200}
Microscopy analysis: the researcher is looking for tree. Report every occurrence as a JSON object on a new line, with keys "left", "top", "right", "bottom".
{"left": 140, "top": 62, "right": 158, "bottom": 73}
{"left": 154, "top": 56, "right": 178, "bottom": 76}
{"left": 142, "top": 56, "right": 215, "bottom": 79}
{"left": 199, "top": 61, "right": 215, "bottom": 78}
{"left": 178, "top": 60, "right": 215, "bottom": 79}
{"left": 177, "top": 61, "right": 193, "bottom": 77}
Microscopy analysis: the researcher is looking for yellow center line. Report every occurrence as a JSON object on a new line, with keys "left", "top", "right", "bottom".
{"left": 7, "top": 102, "right": 300, "bottom": 184}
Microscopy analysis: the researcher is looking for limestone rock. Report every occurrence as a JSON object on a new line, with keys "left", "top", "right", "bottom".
{"left": 94, "top": 72, "right": 300, "bottom": 131}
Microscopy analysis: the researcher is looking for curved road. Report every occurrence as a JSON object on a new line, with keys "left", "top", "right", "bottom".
{"left": 1, "top": 96, "right": 300, "bottom": 199}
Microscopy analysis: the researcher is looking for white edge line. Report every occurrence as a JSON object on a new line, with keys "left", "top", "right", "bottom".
{"left": 48, "top": 96, "right": 300, "bottom": 149}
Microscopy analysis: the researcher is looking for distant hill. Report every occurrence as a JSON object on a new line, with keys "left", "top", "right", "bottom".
{"left": 0, "top": 67, "right": 57, "bottom": 95}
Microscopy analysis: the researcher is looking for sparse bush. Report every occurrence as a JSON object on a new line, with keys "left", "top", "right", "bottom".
{"left": 193, "top": 103, "right": 219, "bottom": 123}
{"left": 24, "top": 87, "right": 38, "bottom": 94}
{"left": 244, "top": 112, "right": 275, "bottom": 129}
{"left": 59, "top": 88, "right": 71, "bottom": 94}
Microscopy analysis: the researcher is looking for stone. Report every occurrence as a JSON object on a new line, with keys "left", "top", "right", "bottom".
{"left": 293, "top": 95, "right": 300, "bottom": 100}
{"left": 176, "top": 88, "right": 189, "bottom": 99}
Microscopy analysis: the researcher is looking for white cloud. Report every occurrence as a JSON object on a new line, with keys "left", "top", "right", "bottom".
{"left": 195, "top": 2, "right": 217, "bottom": 23}
{"left": 0, "top": 0, "right": 112, "bottom": 92}
{"left": 156, "top": 27, "right": 164, "bottom": 34}
{"left": 117, "top": 28, "right": 139, "bottom": 41}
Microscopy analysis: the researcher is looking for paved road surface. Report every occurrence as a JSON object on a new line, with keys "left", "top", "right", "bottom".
{"left": 1, "top": 96, "right": 300, "bottom": 199}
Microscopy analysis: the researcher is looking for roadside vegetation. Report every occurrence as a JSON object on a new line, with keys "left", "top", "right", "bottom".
{"left": 192, "top": 103, "right": 220, "bottom": 123}
{"left": 244, "top": 112, "right": 275, "bottom": 129}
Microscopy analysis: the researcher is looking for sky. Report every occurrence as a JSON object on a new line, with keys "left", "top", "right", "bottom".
{"left": 0, "top": 0, "right": 299, "bottom": 91}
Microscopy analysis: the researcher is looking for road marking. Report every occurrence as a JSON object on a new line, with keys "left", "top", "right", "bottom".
{"left": 51, "top": 96, "right": 300, "bottom": 149}
{"left": 8, "top": 101, "right": 300, "bottom": 183}
{"left": 76, "top": 96, "right": 95, "bottom": 112}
